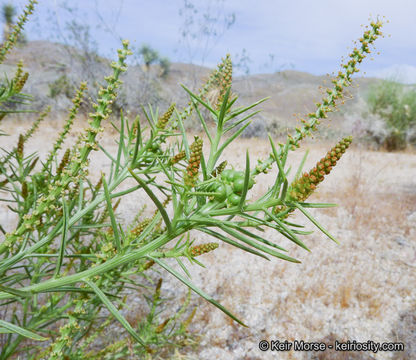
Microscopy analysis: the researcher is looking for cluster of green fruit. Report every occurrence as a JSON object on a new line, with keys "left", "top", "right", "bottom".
{"left": 149, "top": 138, "right": 165, "bottom": 154}
{"left": 208, "top": 169, "right": 255, "bottom": 206}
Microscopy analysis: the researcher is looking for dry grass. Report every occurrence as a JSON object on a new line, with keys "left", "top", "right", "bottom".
{"left": 177, "top": 138, "right": 416, "bottom": 360}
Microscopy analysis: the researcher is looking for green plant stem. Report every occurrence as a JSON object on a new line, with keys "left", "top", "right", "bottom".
{"left": 0, "top": 228, "right": 186, "bottom": 300}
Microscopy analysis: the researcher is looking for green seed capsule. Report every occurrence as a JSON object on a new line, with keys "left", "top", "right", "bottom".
{"left": 233, "top": 177, "right": 245, "bottom": 194}
{"left": 228, "top": 193, "right": 241, "bottom": 206}
{"left": 221, "top": 169, "right": 235, "bottom": 182}
{"left": 233, "top": 175, "right": 255, "bottom": 194}
{"left": 205, "top": 182, "right": 217, "bottom": 192}
{"left": 225, "top": 184, "right": 234, "bottom": 196}
{"left": 151, "top": 142, "right": 160, "bottom": 152}
{"left": 214, "top": 184, "right": 227, "bottom": 202}
{"left": 33, "top": 174, "right": 46, "bottom": 187}
{"left": 233, "top": 171, "right": 244, "bottom": 180}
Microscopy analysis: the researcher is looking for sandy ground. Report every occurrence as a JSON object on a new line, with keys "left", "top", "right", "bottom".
{"left": 1, "top": 117, "right": 415, "bottom": 359}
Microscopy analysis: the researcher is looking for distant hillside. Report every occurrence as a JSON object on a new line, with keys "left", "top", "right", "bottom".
{"left": 2, "top": 41, "right": 383, "bottom": 138}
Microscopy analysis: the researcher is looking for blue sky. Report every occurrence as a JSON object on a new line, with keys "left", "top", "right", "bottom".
{"left": 10, "top": 0, "right": 416, "bottom": 83}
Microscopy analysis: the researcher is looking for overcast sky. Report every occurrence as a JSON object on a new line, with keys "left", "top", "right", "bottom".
{"left": 10, "top": 0, "right": 416, "bottom": 83}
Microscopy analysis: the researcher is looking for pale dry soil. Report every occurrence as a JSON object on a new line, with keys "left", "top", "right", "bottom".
{"left": 1, "top": 118, "right": 415, "bottom": 360}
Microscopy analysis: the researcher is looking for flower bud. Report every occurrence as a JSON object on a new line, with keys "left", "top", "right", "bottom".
{"left": 189, "top": 242, "right": 219, "bottom": 257}
{"left": 184, "top": 137, "right": 203, "bottom": 188}
{"left": 156, "top": 103, "right": 175, "bottom": 129}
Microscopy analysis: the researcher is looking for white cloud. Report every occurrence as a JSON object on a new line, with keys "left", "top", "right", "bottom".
{"left": 369, "top": 64, "right": 416, "bottom": 84}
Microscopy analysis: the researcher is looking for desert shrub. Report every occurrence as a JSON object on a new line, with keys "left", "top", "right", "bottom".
{"left": 0, "top": 1, "right": 384, "bottom": 358}
{"left": 138, "top": 44, "right": 171, "bottom": 79}
{"left": 239, "top": 114, "right": 268, "bottom": 138}
{"left": 365, "top": 79, "right": 416, "bottom": 150}
{"left": 48, "top": 74, "right": 74, "bottom": 99}
{"left": 159, "top": 56, "right": 171, "bottom": 78}
{"left": 139, "top": 44, "right": 159, "bottom": 69}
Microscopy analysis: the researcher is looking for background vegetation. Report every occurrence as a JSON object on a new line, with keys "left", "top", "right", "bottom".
{"left": 0, "top": 1, "right": 415, "bottom": 360}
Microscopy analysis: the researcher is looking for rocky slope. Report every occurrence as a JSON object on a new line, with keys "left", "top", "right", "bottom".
{"left": 2, "top": 41, "right": 382, "bottom": 139}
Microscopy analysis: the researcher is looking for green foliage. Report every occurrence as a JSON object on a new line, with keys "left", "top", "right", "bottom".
{"left": 0, "top": 2, "right": 384, "bottom": 358}
{"left": 138, "top": 44, "right": 171, "bottom": 78}
{"left": 366, "top": 79, "right": 416, "bottom": 150}
{"left": 2, "top": 3, "right": 16, "bottom": 26}
{"left": 139, "top": 44, "right": 160, "bottom": 68}
{"left": 159, "top": 56, "right": 171, "bottom": 78}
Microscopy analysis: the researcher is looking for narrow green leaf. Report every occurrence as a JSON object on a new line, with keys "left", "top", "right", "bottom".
{"left": 54, "top": 199, "right": 68, "bottom": 278}
{"left": 156, "top": 158, "right": 175, "bottom": 186}
{"left": 228, "top": 97, "right": 269, "bottom": 120}
{"left": 115, "top": 110, "right": 125, "bottom": 175}
{"left": 299, "top": 202, "right": 338, "bottom": 208}
{"left": 295, "top": 149, "right": 309, "bottom": 180}
{"left": 191, "top": 97, "right": 213, "bottom": 143}
{"left": 174, "top": 108, "right": 190, "bottom": 159}
{"left": 0, "top": 320, "right": 48, "bottom": 341}
{"left": 98, "top": 144, "right": 117, "bottom": 163}
{"left": 200, "top": 151, "right": 208, "bottom": 182}
{"left": 42, "top": 286, "right": 118, "bottom": 297}
{"left": 175, "top": 257, "right": 192, "bottom": 277}
{"left": 281, "top": 138, "right": 291, "bottom": 168}
{"left": 225, "top": 94, "right": 239, "bottom": 112}
{"left": 238, "top": 212, "right": 271, "bottom": 227}
{"left": 200, "top": 228, "right": 269, "bottom": 260}
{"left": 110, "top": 185, "right": 141, "bottom": 199}
{"left": 217, "top": 86, "right": 231, "bottom": 129}
{"left": 189, "top": 257, "right": 206, "bottom": 268}
{"left": 280, "top": 179, "right": 288, "bottom": 201}
{"left": 224, "top": 110, "right": 261, "bottom": 133}
{"left": 150, "top": 257, "right": 248, "bottom": 327}
{"left": 152, "top": 104, "right": 160, "bottom": 119}
{"left": 181, "top": 84, "right": 217, "bottom": 116}
{"left": 165, "top": 180, "right": 187, "bottom": 189}
{"left": 131, "top": 116, "right": 142, "bottom": 165}
{"left": 189, "top": 191, "right": 218, "bottom": 197}
{"left": 85, "top": 280, "right": 145, "bottom": 346}
{"left": 102, "top": 175, "right": 121, "bottom": 252}
{"left": 294, "top": 203, "right": 339, "bottom": 244}
{"left": 290, "top": 228, "right": 314, "bottom": 235}
{"left": 148, "top": 105, "right": 158, "bottom": 127}
{"left": 128, "top": 169, "right": 172, "bottom": 233}
{"left": 219, "top": 224, "right": 300, "bottom": 263}
{"left": 268, "top": 134, "right": 286, "bottom": 198}
{"left": 110, "top": 122, "right": 121, "bottom": 133}
{"left": 233, "top": 226, "right": 288, "bottom": 252}
{"left": 141, "top": 105, "right": 156, "bottom": 131}
{"left": 216, "top": 121, "right": 251, "bottom": 158}
{"left": 263, "top": 208, "right": 310, "bottom": 251}
{"left": 238, "top": 151, "right": 250, "bottom": 209}
{"left": 0, "top": 285, "right": 29, "bottom": 298}
{"left": 280, "top": 219, "right": 305, "bottom": 228}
